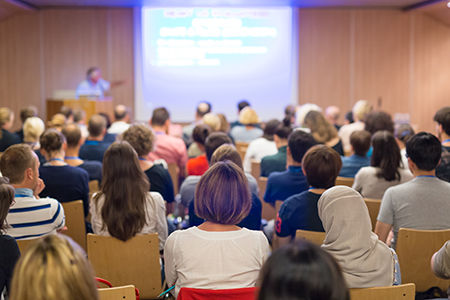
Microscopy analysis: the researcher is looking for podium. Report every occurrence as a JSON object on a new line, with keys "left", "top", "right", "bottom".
{"left": 46, "top": 98, "right": 114, "bottom": 122}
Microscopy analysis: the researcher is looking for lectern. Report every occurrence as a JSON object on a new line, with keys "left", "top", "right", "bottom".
{"left": 46, "top": 98, "right": 114, "bottom": 122}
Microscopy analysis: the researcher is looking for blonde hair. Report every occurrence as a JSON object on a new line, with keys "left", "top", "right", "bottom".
{"left": 352, "top": 100, "right": 372, "bottom": 122}
{"left": 239, "top": 107, "right": 259, "bottom": 125}
{"left": 304, "top": 111, "right": 338, "bottom": 144}
{"left": 10, "top": 235, "right": 99, "bottom": 300}
{"left": 0, "top": 107, "right": 13, "bottom": 138}
{"left": 48, "top": 113, "right": 67, "bottom": 131}
{"left": 202, "top": 113, "right": 221, "bottom": 131}
{"left": 24, "top": 117, "right": 45, "bottom": 143}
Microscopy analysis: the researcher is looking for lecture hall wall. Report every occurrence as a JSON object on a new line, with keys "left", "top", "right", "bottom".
{"left": 0, "top": 7, "right": 449, "bottom": 132}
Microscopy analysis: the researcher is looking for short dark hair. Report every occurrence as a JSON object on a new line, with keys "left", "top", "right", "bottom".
{"left": 258, "top": 240, "right": 349, "bottom": 300}
{"left": 350, "top": 130, "right": 371, "bottom": 156}
{"left": 371, "top": 131, "right": 401, "bottom": 181}
{"left": 395, "top": 123, "right": 415, "bottom": 144}
{"left": 288, "top": 130, "right": 317, "bottom": 163}
{"left": 196, "top": 101, "right": 212, "bottom": 118}
{"left": 0, "top": 144, "right": 35, "bottom": 184}
{"left": 0, "top": 177, "right": 15, "bottom": 232}
{"left": 364, "top": 111, "right": 394, "bottom": 135}
{"left": 434, "top": 107, "right": 450, "bottom": 136}
{"left": 62, "top": 124, "right": 82, "bottom": 148}
{"left": 237, "top": 100, "right": 250, "bottom": 112}
{"left": 19, "top": 106, "right": 37, "bottom": 124}
{"left": 275, "top": 120, "right": 293, "bottom": 140}
{"left": 195, "top": 161, "right": 251, "bottom": 225}
{"left": 263, "top": 119, "right": 281, "bottom": 141}
{"left": 302, "top": 145, "right": 342, "bottom": 189}
{"left": 73, "top": 109, "right": 86, "bottom": 123}
{"left": 345, "top": 111, "right": 354, "bottom": 124}
{"left": 86, "top": 67, "right": 99, "bottom": 77}
{"left": 60, "top": 106, "right": 73, "bottom": 119}
{"left": 406, "top": 132, "right": 442, "bottom": 171}
{"left": 192, "top": 124, "right": 211, "bottom": 146}
{"left": 204, "top": 132, "right": 233, "bottom": 162}
{"left": 40, "top": 129, "right": 66, "bottom": 154}
{"left": 88, "top": 114, "right": 107, "bottom": 137}
{"left": 151, "top": 107, "right": 170, "bottom": 126}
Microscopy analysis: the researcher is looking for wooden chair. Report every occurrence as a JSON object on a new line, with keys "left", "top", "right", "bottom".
{"left": 98, "top": 285, "right": 136, "bottom": 300}
{"left": 335, "top": 176, "right": 354, "bottom": 187}
{"left": 250, "top": 160, "right": 260, "bottom": 179}
{"left": 87, "top": 233, "right": 162, "bottom": 299}
{"left": 235, "top": 142, "right": 249, "bottom": 161}
{"left": 61, "top": 200, "right": 87, "bottom": 250}
{"left": 257, "top": 177, "right": 268, "bottom": 201}
{"left": 16, "top": 238, "right": 42, "bottom": 254}
{"left": 295, "top": 229, "right": 326, "bottom": 246}
{"left": 257, "top": 177, "right": 273, "bottom": 221}
{"left": 396, "top": 228, "right": 450, "bottom": 292}
{"left": 271, "top": 200, "right": 285, "bottom": 250}
{"left": 168, "top": 163, "right": 179, "bottom": 195}
{"left": 89, "top": 180, "right": 100, "bottom": 200}
{"left": 350, "top": 283, "right": 415, "bottom": 300}
{"left": 363, "top": 198, "right": 381, "bottom": 230}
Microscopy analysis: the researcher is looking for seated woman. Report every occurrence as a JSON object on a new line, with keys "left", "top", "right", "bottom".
{"left": 0, "top": 177, "right": 20, "bottom": 297}
{"left": 10, "top": 234, "right": 99, "bottom": 300}
{"left": 165, "top": 160, "right": 270, "bottom": 298}
{"left": 353, "top": 131, "right": 413, "bottom": 199}
{"left": 230, "top": 107, "right": 263, "bottom": 143}
{"left": 258, "top": 241, "right": 349, "bottom": 300}
{"left": 304, "top": 110, "right": 344, "bottom": 155}
{"left": 39, "top": 129, "right": 90, "bottom": 216}
{"left": 90, "top": 141, "right": 168, "bottom": 250}
{"left": 23, "top": 116, "right": 46, "bottom": 164}
{"left": 186, "top": 124, "right": 212, "bottom": 176}
{"left": 121, "top": 124, "right": 175, "bottom": 206}
{"left": 0, "top": 107, "right": 20, "bottom": 152}
{"left": 319, "top": 186, "right": 398, "bottom": 288}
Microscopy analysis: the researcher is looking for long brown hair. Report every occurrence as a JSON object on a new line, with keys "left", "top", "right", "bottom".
{"left": 304, "top": 110, "right": 338, "bottom": 144}
{"left": 94, "top": 141, "right": 150, "bottom": 241}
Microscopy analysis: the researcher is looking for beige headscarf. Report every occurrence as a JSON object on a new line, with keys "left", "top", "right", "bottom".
{"left": 318, "top": 186, "right": 394, "bottom": 288}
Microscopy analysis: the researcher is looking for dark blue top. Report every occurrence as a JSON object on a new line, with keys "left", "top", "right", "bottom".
{"left": 188, "top": 193, "right": 262, "bottom": 231}
{"left": 264, "top": 166, "right": 309, "bottom": 205}
{"left": 79, "top": 140, "right": 111, "bottom": 162}
{"left": 103, "top": 133, "right": 117, "bottom": 143}
{"left": 339, "top": 154, "right": 371, "bottom": 178}
{"left": 35, "top": 149, "right": 46, "bottom": 165}
{"left": 15, "top": 129, "right": 24, "bottom": 142}
{"left": 144, "top": 164, "right": 175, "bottom": 203}
{"left": 0, "top": 234, "right": 20, "bottom": 294}
{"left": 275, "top": 191, "right": 324, "bottom": 238}
{"left": 0, "top": 129, "right": 20, "bottom": 152}
{"left": 437, "top": 145, "right": 450, "bottom": 183}
{"left": 260, "top": 146, "right": 287, "bottom": 177}
{"left": 39, "top": 165, "right": 90, "bottom": 216}
{"left": 79, "top": 160, "right": 102, "bottom": 183}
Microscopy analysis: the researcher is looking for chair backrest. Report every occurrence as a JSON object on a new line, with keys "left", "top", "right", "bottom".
{"left": 168, "top": 163, "right": 179, "bottom": 195}
{"left": 177, "top": 287, "right": 257, "bottom": 300}
{"left": 363, "top": 198, "right": 381, "bottom": 231}
{"left": 295, "top": 229, "right": 326, "bottom": 246}
{"left": 61, "top": 200, "right": 87, "bottom": 250}
{"left": 258, "top": 177, "right": 272, "bottom": 221}
{"left": 257, "top": 177, "right": 268, "bottom": 201}
{"left": 350, "top": 283, "right": 415, "bottom": 300}
{"left": 16, "top": 237, "right": 42, "bottom": 254}
{"left": 235, "top": 142, "right": 249, "bottom": 161}
{"left": 87, "top": 233, "right": 162, "bottom": 299}
{"left": 335, "top": 176, "right": 354, "bottom": 187}
{"left": 271, "top": 200, "right": 285, "bottom": 250}
{"left": 98, "top": 285, "right": 136, "bottom": 300}
{"left": 89, "top": 180, "right": 100, "bottom": 200}
{"left": 396, "top": 228, "right": 450, "bottom": 292}
{"left": 250, "top": 160, "right": 260, "bottom": 179}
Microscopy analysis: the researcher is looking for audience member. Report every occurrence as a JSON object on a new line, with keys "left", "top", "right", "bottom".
{"left": 353, "top": 131, "right": 413, "bottom": 199}
{"left": 264, "top": 130, "right": 316, "bottom": 206}
{"left": 260, "top": 120, "right": 292, "bottom": 177}
{"left": 23, "top": 116, "right": 46, "bottom": 164}
{"left": 182, "top": 101, "right": 212, "bottom": 145}
{"left": 276, "top": 145, "right": 341, "bottom": 240}
{"left": 149, "top": 107, "right": 188, "bottom": 179}
{"left": 394, "top": 123, "right": 415, "bottom": 170}
{"left": 0, "top": 177, "right": 20, "bottom": 296}
{"left": 217, "top": 113, "right": 230, "bottom": 134}
{"left": 284, "top": 104, "right": 296, "bottom": 125}
{"left": 0, "top": 144, "right": 65, "bottom": 239}
{"left": 243, "top": 119, "right": 279, "bottom": 173}
{"left": 364, "top": 111, "right": 394, "bottom": 135}
{"left": 304, "top": 110, "right": 344, "bottom": 155}
{"left": 62, "top": 124, "right": 102, "bottom": 183}
{"left": 91, "top": 141, "right": 168, "bottom": 250}
{"left": 319, "top": 186, "right": 397, "bottom": 288}
{"left": 434, "top": 106, "right": 450, "bottom": 182}
{"left": 10, "top": 234, "right": 99, "bottom": 300}
{"left": 339, "top": 100, "right": 372, "bottom": 153}
{"left": 107, "top": 104, "right": 130, "bottom": 135}
{"left": 230, "top": 107, "right": 263, "bottom": 142}
{"left": 98, "top": 112, "right": 117, "bottom": 143}
{"left": 431, "top": 240, "right": 450, "bottom": 298}
{"left": 325, "top": 105, "right": 341, "bottom": 130}
{"left": 165, "top": 161, "right": 270, "bottom": 298}
{"left": 47, "top": 113, "right": 66, "bottom": 131}
{"left": 186, "top": 125, "right": 211, "bottom": 175}
{"left": 15, "top": 106, "right": 37, "bottom": 142}
{"left": 79, "top": 114, "right": 111, "bottom": 162}
{"left": 296, "top": 103, "right": 321, "bottom": 128}
{"left": 339, "top": 130, "right": 371, "bottom": 178}
{"left": 39, "top": 129, "right": 90, "bottom": 216}
{"left": 230, "top": 100, "right": 251, "bottom": 128}
{"left": 73, "top": 109, "right": 89, "bottom": 138}
{"left": 187, "top": 114, "right": 218, "bottom": 158}
{"left": 60, "top": 106, "right": 74, "bottom": 124}
{"left": 0, "top": 107, "right": 20, "bottom": 152}
{"left": 258, "top": 241, "right": 349, "bottom": 300}
{"left": 344, "top": 111, "right": 354, "bottom": 125}
{"left": 375, "top": 132, "right": 450, "bottom": 248}
{"left": 188, "top": 144, "right": 262, "bottom": 230}
{"left": 121, "top": 124, "right": 175, "bottom": 206}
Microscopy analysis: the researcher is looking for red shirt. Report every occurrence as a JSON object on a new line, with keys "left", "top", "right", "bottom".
{"left": 186, "top": 154, "right": 209, "bottom": 176}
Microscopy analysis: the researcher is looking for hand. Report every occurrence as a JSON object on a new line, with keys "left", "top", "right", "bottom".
{"left": 57, "top": 226, "right": 68, "bottom": 233}
{"left": 34, "top": 178, "right": 45, "bottom": 197}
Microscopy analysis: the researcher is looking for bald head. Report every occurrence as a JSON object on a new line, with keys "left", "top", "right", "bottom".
{"left": 196, "top": 101, "right": 212, "bottom": 118}
{"left": 114, "top": 105, "right": 129, "bottom": 121}
{"left": 88, "top": 114, "right": 107, "bottom": 138}
{"left": 62, "top": 123, "right": 82, "bottom": 148}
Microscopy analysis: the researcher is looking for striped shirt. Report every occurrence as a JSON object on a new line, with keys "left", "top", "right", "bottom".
{"left": 5, "top": 188, "right": 65, "bottom": 240}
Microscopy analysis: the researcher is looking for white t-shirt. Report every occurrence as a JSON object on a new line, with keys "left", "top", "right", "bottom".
{"left": 90, "top": 191, "right": 168, "bottom": 250}
{"left": 243, "top": 137, "right": 277, "bottom": 173}
{"left": 164, "top": 226, "right": 270, "bottom": 297}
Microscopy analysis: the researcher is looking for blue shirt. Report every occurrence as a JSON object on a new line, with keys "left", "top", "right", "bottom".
{"left": 79, "top": 140, "right": 111, "bottom": 162}
{"left": 79, "top": 160, "right": 102, "bottom": 183}
{"left": 339, "top": 154, "right": 371, "bottom": 178}
{"left": 76, "top": 78, "right": 110, "bottom": 98}
{"left": 264, "top": 166, "right": 309, "bottom": 205}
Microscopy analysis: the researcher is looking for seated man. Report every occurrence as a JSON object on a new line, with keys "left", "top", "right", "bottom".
{"left": 434, "top": 106, "right": 450, "bottom": 182}
{"left": 149, "top": 107, "right": 188, "bottom": 179}
{"left": 79, "top": 114, "right": 112, "bottom": 162}
{"left": 182, "top": 101, "right": 212, "bottom": 146}
{"left": 0, "top": 144, "right": 65, "bottom": 240}
{"left": 62, "top": 123, "right": 102, "bottom": 183}
{"left": 264, "top": 130, "right": 317, "bottom": 206}
{"left": 260, "top": 122, "right": 293, "bottom": 177}
{"left": 108, "top": 105, "right": 130, "bottom": 135}
{"left": 375, "top": 132, "right": 450, "bottom": 249}
{"left": 276, "top": 145, "right": 342, "bottom": 240}
{"left": 339, "top": 130, "right": 371, "bottom": 178}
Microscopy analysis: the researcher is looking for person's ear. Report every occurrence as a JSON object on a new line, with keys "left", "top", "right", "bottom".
{"left": 25, "top": 167, "right": 34, "bottom": 181}
{"left": 62, "top": 142, "right": 67, "bottom": 152}
{"left": 407, "top": 157, "right": 416, "bottom": 173}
